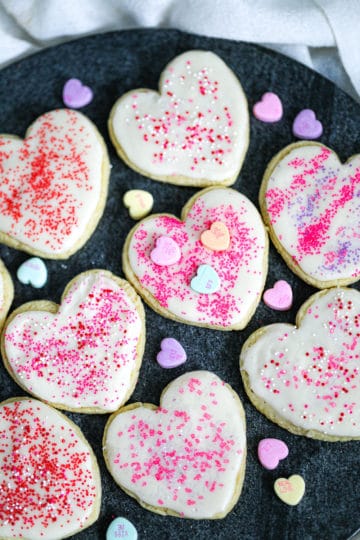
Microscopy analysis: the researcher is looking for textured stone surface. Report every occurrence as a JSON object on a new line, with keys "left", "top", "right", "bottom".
{"left": 0, "top": 29, "right": 359, "bottom": 539}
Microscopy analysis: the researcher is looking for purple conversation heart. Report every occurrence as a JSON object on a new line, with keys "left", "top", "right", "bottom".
{"left": 292, "top": 109, "right": 323, "bottom": 139}
{"left": 157, "top": 338, "right": 187, "bottom": 368}
{"left": 62, "top": 78, "right": 93, "bottom": 108}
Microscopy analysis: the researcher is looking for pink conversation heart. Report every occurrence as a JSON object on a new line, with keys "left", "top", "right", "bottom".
{"left": 292, "top": 109, "right": 323, "bottom": 139}
{"left": 157, "top": 338, "right": 187, "bottom": 368}
{"left": 258, "top": 438, "right": 289, "bottom": 470}
{"left": 150, "top": 236, "right": 181, "bottom": 266}
{"left": 263, "top": 280, "right": 293, "bottom": 311}
{"left": 253, "top": 92, "right": 283, "bottom": 123}
{"left": 63, "top": 78, "right": 93, "bottom": 108}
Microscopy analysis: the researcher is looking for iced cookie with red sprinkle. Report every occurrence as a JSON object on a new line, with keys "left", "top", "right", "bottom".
{"left": 240, "top": 287, "right": 360, "bottom": 441}
{"left": 103, "top": 370, "right": 246, "bottom": 518}
{"left": 108, "top": 50, "right": 249, "bottom": 187}
{"left": 0, "top": 396, "right": 101, "bottom": 539}
{"left": 0, "top": 258, "right": 13, "bottom": 331}
{"left": 260, "top": 141, "right": 360, "bottom": 288}
{"left": 123, "top": 187, "right": 268, "bottom": 330}
{"left": 1, "top": 270, "right": 145, "bottom": 413}
{"left": 0, "top": 109, "right": 110, "bottom": 259}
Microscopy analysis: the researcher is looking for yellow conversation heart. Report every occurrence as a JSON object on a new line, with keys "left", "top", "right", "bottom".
{"left": 123, "top": 190, "right": 153, "bottom": 220}
{"left": 274, "top": 475, "right": 305, "bottom": 506}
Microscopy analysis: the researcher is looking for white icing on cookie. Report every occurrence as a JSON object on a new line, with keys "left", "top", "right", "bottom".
{"left": 0, "top": 397, "right": 100, "bottom": 539}
{"left": 110, "top": 50, "right": 249, "bottom": 186}
{"left": 0, "top": 109, "right": 109, "bottom": 258}
{"left": 104, "top": 371, "right": 246, "bottom": 518}
{"left": 262, "top": 143, "right": 360, "bottom": 286}
{"left": 125, "top": 187, "right": 268, "bottom": 329}
{"left": 3, "top": 271, "right": 144, "bottom": 412}
{"left": 241, "top": 288, "right": 360, "bottom": 438}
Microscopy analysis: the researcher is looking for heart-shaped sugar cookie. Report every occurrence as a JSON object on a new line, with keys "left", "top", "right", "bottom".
{"left": 109, "top": 50, "right": 249, "bottom": 187}
{"left": 240, "top": 287, "right": 360, "bottom": 440}
{"left": 123, "top": 187, "right": 268, "bottom": 330}
{"left": 260, "top": 142, "right": 360, "bottom": 288}
{"left": 103, "top": 371, "right": 246, "bottom": 518}
{"left": 0, "top": 397, "right": 100, "bottom": 539}
{"left": 2, "top": 270, "right": 145, "bottom": 413}
{"left": 0, "top": 109, "right": 109, "bottom": 259}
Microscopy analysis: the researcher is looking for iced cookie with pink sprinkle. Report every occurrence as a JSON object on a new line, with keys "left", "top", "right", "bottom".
{"left": 122, "top": 186, "right": 268, "bottom": 330}
{"left": 1, "top": 269, "right": 145, "bottom": 413}
{"left": 0, "top": 109, "right": 110, "bottom": 259}
{"left": 108, "top": 50, "right": 249, "bottom": 187}
{"left": 260, "top": 141, "right": 360, "bottom": 288}
{"left": 0, "top": 396, "right": 101, "bottom": 539}
{"left": 103, "top": 370, "right": 247, "bottom": 518}
{"left": 240, "top": 287, "right": 360, "bottom": 441}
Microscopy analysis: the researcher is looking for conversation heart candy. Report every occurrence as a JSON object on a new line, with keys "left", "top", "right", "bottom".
{"left": 263, "top": 280, "right": 293, "bottom": 311}
{"left": 63, "top": 78, "right": 93, "bottom": 108}
{"left": 157, "top": 338, "right": 187, "bottom": 368}
{"left": 292, "top": 109, "right": 323, "bottom": 139}
{"left": 17, "top": 257, "right": 48, "bottom": 288}
{"left": 150, "top": 236, "right": 181, "bottom": 266}
{"left": 106, "top": 517, "right": 138, "bottom": 540}
{"left": 123, "top": 189, "right": 153, "bottom": 220}
{"left": 253, "top": 92, "right": 283, "bottom": 123}
{"left": 274, "top": 475, "right": 305, "bottom": 506}
{"left": 258, "top": 438, "right": 289, "bottom": 470}
{"left": 191, "top": 264, "right": 220, "bottom": 294}
{"left": 200, "top": 221, "right": 230, "bottom": 251}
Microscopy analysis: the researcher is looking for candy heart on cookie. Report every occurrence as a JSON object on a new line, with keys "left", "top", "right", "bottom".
{"left": 103, "top": 371, "right": 246, "bottom": 518}
{"left": 0, "top": 397, "right": 101, "bottom": 539}
{"left": 1, "top": 270, "right": 145, "bottom": 413}
{"left": 109, "top": 50, "right": 249, "bottom": 187}
{"left": 260, "top": 142, "right": 360, "bottom": 288}
{"left": 0, "top": 109, "right": 109, "bottom": 259}
{"left": 123, "top": 187, "right": 268, "bottom": 330}
{"left": 240, "top": 287, "right": 360, "bottom": 441}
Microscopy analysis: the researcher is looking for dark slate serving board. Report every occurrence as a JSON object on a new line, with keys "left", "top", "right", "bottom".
{"left": 0, "top": 29, "right": 359, "bottom": 540}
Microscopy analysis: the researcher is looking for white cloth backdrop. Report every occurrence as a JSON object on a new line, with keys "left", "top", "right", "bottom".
{"left": 0, "top": 0, "right": 359, "bottom": 102}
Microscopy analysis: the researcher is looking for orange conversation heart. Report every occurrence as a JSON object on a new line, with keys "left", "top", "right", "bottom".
{"left": 200, "top": 221, "right": 230, "bottom": 251}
